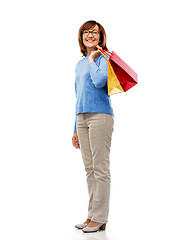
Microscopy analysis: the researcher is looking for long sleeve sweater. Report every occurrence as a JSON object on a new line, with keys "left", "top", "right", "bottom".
{"left": 74, "top": 53, "right": 114, "bottom": 132}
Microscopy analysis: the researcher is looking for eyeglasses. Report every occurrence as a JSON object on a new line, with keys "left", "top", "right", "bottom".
{"left": 82, "top": 30, "right": 100, "bottom": 36}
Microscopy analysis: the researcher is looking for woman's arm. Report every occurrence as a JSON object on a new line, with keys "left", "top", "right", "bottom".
{"left": 88, "top": 51, "right": 108, "bottom": 88}
{"left": 72, "top": 65, "right": 80, "bottom": 149}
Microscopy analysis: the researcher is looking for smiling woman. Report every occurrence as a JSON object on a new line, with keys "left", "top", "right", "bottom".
{"left": 78, "top": 20, "right": 108, "bottom": 56}
{"left": 72, "top": 20, "right": 114, "bottom": 233}
{"left": 82, "top": 26, "right": 100, "bottom": 55}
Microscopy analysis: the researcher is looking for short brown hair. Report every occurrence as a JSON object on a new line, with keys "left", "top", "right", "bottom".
{"left": 78, "top": 20, "right": 108, "bottom": 56}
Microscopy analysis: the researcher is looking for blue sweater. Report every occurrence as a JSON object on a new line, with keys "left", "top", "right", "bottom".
{"left": 74, "top": 54, "right": 114, "bottom": 132}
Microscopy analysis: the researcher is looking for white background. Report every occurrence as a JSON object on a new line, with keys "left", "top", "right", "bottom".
{"left": 0, "top": 0, "right": 172, "bottom": 240}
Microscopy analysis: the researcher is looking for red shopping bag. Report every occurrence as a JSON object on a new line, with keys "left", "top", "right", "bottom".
{"left": 98, "top": 49, "right": 138, "bottom": 93}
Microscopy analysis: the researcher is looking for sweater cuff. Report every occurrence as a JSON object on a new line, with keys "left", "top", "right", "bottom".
{"left": 74, "top": 116, "right": 77, "bottom": 132}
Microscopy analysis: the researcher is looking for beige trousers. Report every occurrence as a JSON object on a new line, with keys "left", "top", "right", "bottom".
{"left": 77, "top": 113, "right": 114, "bottom": 223}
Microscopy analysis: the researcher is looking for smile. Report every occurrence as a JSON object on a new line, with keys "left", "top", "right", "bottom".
{"left": 86, "top": 39, "right": 95, "bottom": 42}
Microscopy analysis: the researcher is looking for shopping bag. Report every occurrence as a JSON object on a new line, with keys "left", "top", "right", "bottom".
{"left": 98, "top": 48, "right": 138, "bottom": 95}
{"left": 107, "top": 60, "right": 124, "bottom": 94}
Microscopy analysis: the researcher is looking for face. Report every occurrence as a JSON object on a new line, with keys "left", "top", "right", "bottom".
{"left": 82, "top": 24, "right": 100, "bottom": 53}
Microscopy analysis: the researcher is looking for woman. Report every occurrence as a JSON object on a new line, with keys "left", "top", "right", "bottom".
{"left": 72, "top": 20, "right": 114, "bottom": 233}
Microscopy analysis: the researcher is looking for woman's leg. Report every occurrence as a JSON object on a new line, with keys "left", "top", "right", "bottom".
{"left": 77, "top": 113, "right": 94, "bottom": 220}
{"left": 86, "top": 113, "right": 114, "bottom": 223}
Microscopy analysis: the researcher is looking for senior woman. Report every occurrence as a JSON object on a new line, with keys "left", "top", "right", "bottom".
{"left": 72, "top": 20, "right": 114, "bottom": 233}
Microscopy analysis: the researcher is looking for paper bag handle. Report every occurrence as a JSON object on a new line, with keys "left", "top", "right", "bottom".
{"left": 97, "top": 48, "right": 111, "bottom": 60}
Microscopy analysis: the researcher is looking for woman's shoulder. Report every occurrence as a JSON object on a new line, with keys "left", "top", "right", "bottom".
{"left": 98, "top": 52, "right": 107, "bottom": 61}
{"left": 76, "top": 56, "right": 87, "bottom": 67}
{"left": 76, "top": 53, "right": 107, "bottom": 68}
{"left": 75, "top": 56, "right": 87, "bottom": 73}
{"left": 94, "top": 53, "right": 107, "bottom": 66}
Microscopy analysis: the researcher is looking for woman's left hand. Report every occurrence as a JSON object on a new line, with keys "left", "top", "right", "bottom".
{"left": 88, "top": 45, "right": 102, "bottom": 63}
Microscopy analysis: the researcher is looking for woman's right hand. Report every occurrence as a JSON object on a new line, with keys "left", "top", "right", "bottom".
{"left": 72, "top": 132, "right": 80, "bottom": 149}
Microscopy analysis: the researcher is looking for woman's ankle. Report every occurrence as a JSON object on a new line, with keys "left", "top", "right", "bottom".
{"left": 84, "top": 219, "right": 91, "bottom": 224}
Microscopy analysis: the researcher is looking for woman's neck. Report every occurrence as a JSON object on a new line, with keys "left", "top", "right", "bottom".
{"left": 86, "top": 47, "right": 96, "bottom": 55}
